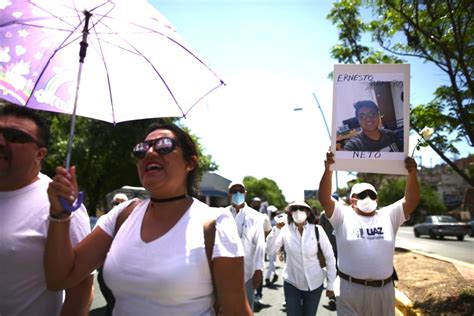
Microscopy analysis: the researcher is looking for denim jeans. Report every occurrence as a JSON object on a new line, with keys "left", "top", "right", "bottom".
{"left": 283, "top": 281, "right": 324, "bottom": 316}
{"left": 245, "top": 278, "right": 255, "bottom": 311}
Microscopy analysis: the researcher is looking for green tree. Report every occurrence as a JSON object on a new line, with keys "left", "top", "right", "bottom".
{"left": 328, "top": 0, "right": 473, "bottom": 186}
{"left": 243, "top": 176, "right": 287, "bottom": 210}
{"left": 376, "top": 176, "right": 446, "bottom": 224}
{"left": 42, "top": 114, "right": 217, "bottom": 215}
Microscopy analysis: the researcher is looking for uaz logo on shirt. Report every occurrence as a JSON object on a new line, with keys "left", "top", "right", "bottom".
{"left": 352, "top": 227, "right": 384, "bottom": 240}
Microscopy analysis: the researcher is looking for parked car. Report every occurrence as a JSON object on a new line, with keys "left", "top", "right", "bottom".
{"left": 468, "top": 220, "right": 474, "bottom": 237}
{"left": 413, "top": 215, "right": 470, "bottom": 241}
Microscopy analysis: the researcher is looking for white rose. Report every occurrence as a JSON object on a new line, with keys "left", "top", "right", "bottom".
{"left": 420, "top": 126, "right": 434, "bottom": 141}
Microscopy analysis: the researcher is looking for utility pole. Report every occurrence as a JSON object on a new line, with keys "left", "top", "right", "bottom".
{"left": 312, "top": 93, "right": 339, "bottom": 191}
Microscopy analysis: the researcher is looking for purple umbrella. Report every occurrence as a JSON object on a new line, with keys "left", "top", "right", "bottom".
{"left": 0, "top": 0, "right": 225, "bottom": 210}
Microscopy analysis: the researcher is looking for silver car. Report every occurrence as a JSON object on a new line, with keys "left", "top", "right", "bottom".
{"left": 414, "top": 215, "right": 470, "bottom": 241}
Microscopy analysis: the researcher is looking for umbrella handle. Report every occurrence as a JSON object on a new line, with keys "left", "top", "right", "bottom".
{"left": 60, "top": 191, "right": 85, "bottom": 212}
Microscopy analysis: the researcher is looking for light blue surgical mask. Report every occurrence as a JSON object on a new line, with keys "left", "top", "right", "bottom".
{"left": 231, "top": 192, "right": 245, "bottom": 206}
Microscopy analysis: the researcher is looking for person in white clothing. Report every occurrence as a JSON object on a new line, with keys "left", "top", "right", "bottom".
{"left": 264, "top": 205, "right": 279, "bottom": 286}
{"left": 0, "top": 103, "right": 92, "bottom": 316}
{"left": 225, "top": 181, "right": 266, "bottom": 312}
{"left": 318, "top": 151, "right": 420, "bottom": 316}
{"left": 45, "top": 122, "right": 252, "bottom": 315}
{"left": 266, "top": 201, "right": 337, "bottom": 316}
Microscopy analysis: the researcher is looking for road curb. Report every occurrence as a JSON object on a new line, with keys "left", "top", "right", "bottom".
{"left": 395, "top": 288, "right": 422, "bottom": 316}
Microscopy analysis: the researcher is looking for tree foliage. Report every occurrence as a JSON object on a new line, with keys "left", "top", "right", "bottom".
{"left": 328, "top": 0, "right": 473, "bottom": 186}
{"left": 376, "top": 176, "right": 446, "bottom": 224}
{"left": 42, "top": 113, "right": 217, "bottom": 215}
{"left": 243, "top": 176, "right": 287, "bottom": 210}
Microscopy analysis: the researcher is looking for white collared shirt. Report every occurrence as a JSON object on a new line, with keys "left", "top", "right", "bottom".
{"left": 226, "top": 204, "right": 265, "bottom": 282}
{"left": 266, "top": 222, "right": 337, "bottom": 291}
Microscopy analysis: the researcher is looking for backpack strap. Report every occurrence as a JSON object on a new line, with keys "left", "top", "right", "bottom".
{"left": 203, "top": 216, "right": 220, "bottom": 314}
{"left": 203, "top": 218, "right": 216, "bottom": 269}
{"left": 315, "top": 224, "right": 320, "bottom": 242}
{"left": 114, "top": 198, "right": 141, "bottom": 237}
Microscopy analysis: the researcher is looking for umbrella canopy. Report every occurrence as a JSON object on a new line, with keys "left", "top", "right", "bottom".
{"left": 0, "top": 0, "right": 224, "bottom": 123}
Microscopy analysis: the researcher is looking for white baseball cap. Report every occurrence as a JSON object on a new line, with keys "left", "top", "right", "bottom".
{"left": 228, "top": 180, "right": 245, "bottom": 191}
{"left": 350, "top": 182, "right": 377, "bottom": 197}
{"left": 113, "top": 193, "right": 128, "bottom": 202}
{"left": 267, "top": 205, "right": 278, "bottom": 213}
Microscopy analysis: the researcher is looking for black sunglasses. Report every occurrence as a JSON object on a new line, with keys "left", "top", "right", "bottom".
{"left": 229, "top": 188, "right": 245, "bottom": 194}
{"left": 356, "top": 190, "right": 377, "bottom": 200}
{"left": 288, "top": 206, "right": 310, "bottom": 213}
{"left": 0, "top": 127, "right": 43, "bottom": 147}
{"left": 132, "top": 137, "right": 179, "bottom": 159}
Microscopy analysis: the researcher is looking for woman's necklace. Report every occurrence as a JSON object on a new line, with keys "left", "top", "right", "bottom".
{"left": 150, "top": 194, "right": 187, "bottom": 203}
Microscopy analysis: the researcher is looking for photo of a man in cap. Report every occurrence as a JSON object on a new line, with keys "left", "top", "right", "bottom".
{"left": 342, "top": 100, "right": 403, "bottom": 152}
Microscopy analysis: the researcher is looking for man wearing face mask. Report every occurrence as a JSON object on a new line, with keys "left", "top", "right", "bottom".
{"left": 225, "top": 181, "right": 265, "bottom": 312}
{"left": 318, "top": 151, "right": 420, "bottom": 316}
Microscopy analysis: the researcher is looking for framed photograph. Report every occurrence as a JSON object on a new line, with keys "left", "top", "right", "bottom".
{"left": 331, "top": 64, "right": 410, "bottom": 175}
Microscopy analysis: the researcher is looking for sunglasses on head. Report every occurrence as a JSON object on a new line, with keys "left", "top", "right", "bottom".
{"left": 132, "top": 137, "right": 179, "bottom": 159}
{"left": 356, "top": 190, "right": 377, "bottom": 200}
{"left": 0, "top": 127, "right": 43, "bottom": 147}
{"left": 229, "top": 188, "right": 245, "bottom": 194}
{"left": 357, "top": 110, "right": 379, "bottom": 121}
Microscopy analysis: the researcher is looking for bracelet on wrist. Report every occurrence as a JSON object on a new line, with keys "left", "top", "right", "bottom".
{"left": 48, "top": 212, "right": 74, "bottom": 223}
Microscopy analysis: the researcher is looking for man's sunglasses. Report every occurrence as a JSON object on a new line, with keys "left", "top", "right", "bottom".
{"left": 132, "top": 137, "right": 179, "bottom": 159}
{"left": 357, "top": 110, "right": 379, "bottom": 121}
{"left": 229, "top": 188, "right": 245, "bottom": 194}
{"left": 0, "top": 127, "right": 43, "bottom": 147}
{"left": 356, "top": 190, "right": 377, "bottom": 200}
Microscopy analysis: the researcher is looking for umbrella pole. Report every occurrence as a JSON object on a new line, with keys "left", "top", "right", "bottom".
{"left": 61, "top": 11, "right": 92, "bottom": 212}
{"left": 65, "top": 11, "right": 92, "bottom": 169}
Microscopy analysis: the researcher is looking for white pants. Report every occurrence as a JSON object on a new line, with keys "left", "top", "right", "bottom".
{"left": 265, "top": 253, "right": 277, "bottom": 280}
{"left": 337, "top": 278, "right": 395, "bottom": 316}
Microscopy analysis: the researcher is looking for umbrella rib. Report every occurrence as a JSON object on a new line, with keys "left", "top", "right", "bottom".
{"left": 88, "top": 18, "right": 225, "bottom": 117}
{"left": 24, "top": 31, "right": 81, "bottom": 107}
{"left": 90, "top": 18, "right": 185, "bottom": 116}
{"left": 89, "top": 17, "right": 117, "bottom": 123}
{"left": 183, "top": 80, "right": 225, "bottom": 118}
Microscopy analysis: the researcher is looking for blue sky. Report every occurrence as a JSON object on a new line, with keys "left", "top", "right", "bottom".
{"left": 151, "top": 0, "right": 471, "bottom": 201}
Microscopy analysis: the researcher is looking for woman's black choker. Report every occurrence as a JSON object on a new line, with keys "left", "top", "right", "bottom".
{"left": 150, "top": 194, "right": 187, "bottom": 203}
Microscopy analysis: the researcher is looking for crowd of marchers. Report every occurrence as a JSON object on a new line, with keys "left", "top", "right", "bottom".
{"left": 1, "top": 102, "right": 419, "bottom": 316}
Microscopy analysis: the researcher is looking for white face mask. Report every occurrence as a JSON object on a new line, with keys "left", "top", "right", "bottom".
{"left": 292, "top": 210, "right": 308, "bottom": 224}
{"left": 356, "top": 197, "right": 377, "bottom": 214}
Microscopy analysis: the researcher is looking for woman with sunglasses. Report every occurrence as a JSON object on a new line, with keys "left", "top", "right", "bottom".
{"left": 44, "top": 122, "right": 252, "bottom": 315}
{"left": 265, "top": 201, "right": 337, "bottom": 316}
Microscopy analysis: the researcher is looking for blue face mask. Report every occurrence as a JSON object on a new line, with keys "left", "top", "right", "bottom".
{"left": 231, "top": 192, "right": 245, "bottom": 206}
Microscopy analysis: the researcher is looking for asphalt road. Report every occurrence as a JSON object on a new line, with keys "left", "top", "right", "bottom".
{"left": 396, "top": 226, "right": 474, "bottom": 263}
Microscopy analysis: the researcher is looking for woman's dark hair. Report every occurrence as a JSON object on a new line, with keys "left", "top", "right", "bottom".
{"left": 144, "top": 122, "right": 200, "bottom": 196}
{"left": 286, "top": 204, "right": 315, "bottom": 225}
{"left": 0, "top": 102, "right": 50, "bottom": 149}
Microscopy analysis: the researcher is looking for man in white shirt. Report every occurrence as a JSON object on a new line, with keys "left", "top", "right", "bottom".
{"left": 318, "top": 151, "right": 420, "bottom": 316}
{"left": 225, "top": 181, "right": 265, "bottom": 311}
{"left": 0, "top": 103, "right": 92, "bottom": 316}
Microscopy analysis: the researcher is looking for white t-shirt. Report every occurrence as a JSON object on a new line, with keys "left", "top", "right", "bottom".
{"left": 329, "top": 201, "right": 405, "bottom": 280}
{"left": 0, "top": 174, "right": 90, "bottom": 316}
{"left": 97, "top": 198, "right": 244, "bottom": 316}
{"left": 265, "top": 222, "right": 337, "bottom": 291}
{"left": 226, "top": 204, "right": 265, "bottom": 282}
